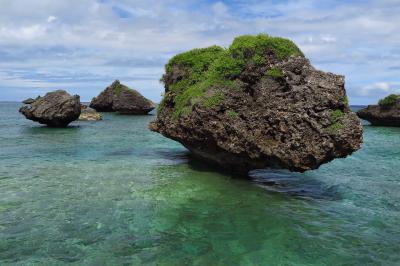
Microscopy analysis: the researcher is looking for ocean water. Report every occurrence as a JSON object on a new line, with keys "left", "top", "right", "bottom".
{"left": 0, "top": 102, "right": 399, "bottom": 265}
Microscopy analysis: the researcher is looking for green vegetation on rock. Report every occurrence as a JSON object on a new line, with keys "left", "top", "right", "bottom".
{"left": 229, "top": 34, "right": 304, "bottom": 62}
{"left": 203, "top": 92, "right": 225, "bottom": 108}
{"left": 331, "top": 109, "right": 344, "bottom": 121}
{"left": 266, "top": 67, "right": 284, "bottom": 78}
{"left": 328, "top": 109, "right": 345, "bottom": 132}
{"left": 226, "top": 110, "right": 238, "bottom": 119}
{"left": 344, "top": 95, "right": 349, "bottom": 106}
{"left": 378, "top": 94, "right": 399, "bottom": 107}
{"left": 114, "top": 83, "right": 133, "bottom": 96}
{"left": 160, "top": 34, "right": 305, "bottom": 118}
{"left": 327, "top": 123, "right": 343, "bottom": 131}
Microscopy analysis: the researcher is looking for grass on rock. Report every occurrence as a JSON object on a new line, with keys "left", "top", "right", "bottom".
{"left": 327, "top": 109, "right": 345, "bottom": 132}
{"left": 226, "top": 110, "right": 238, "bottom": 119}
{"left": 114, "top": 83, "right": 134, "bottom": 96}
{"left": 160, "top": 34, "right": 305, "bottom": 118}
{"left": 266, "top": 67, "right": 284, "bottom": 78}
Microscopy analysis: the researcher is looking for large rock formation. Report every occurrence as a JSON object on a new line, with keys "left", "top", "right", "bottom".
{"left": 149, "top": 34, "right": 363, "bottom": 174}
{"left": 90, "top": 80, "right": 155, "bottom": 114}
{"left": 19, "top": 90, "right": 81, "bottom": 127}
{"left": 357, "top": 94, "right": 400, "bottom": 126}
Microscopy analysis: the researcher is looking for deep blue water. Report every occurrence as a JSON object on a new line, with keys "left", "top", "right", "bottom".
{"left": 0, "top": 103, "right": 399, "bottom": 265}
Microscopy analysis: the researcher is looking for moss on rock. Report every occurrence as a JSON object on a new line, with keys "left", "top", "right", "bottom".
{"left": 160, "top": 34, "right": 305, "bottom": 118}
{"left": 327, "top": 109, "right": 345, "bottom": 132}
{"left": 266, "top": 67, "right": 284, "bottom": 78}
{"left": 226, "top": 110, "right": 238, "bottom": 119}
{"left": 113, "top": 82, "right": 135, "bottom": 96}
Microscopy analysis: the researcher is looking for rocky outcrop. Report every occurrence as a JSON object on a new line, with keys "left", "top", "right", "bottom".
{"left": 19, "top": 90, "right": 81, "bottom": 127}
{"left": 357, "top": 94, "right": 400, "bottom": 126}
{"left": 22, "top": 96, "right": 41, "bottom": 104}
{"left": 149, "top": 34, "right": 363, "bottom": 174}
{"left": 79, "top": 105, "right": 102, "bottom": 121}
{"left": 90, "top": 80, "right": 155, "bottom": 114}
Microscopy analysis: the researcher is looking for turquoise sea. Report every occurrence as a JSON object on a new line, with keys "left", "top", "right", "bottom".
{"left": 0, "top": 102, "right": 399, "bottom": 265}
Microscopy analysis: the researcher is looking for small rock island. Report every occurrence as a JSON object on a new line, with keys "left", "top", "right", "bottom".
{"left": 90, "top": 80, "right": 155, "bottom": 114}
{"left": 357, "top": 94, "right": 400, "bottom": 127}
{"left": 150, "top": 34, "right": 363, "bottom": 174}
{"left": 20, "top": 90, "right": 81, "bottom": 127}
{"left": 79, "top": 105, "right": 102, "bottom": 121}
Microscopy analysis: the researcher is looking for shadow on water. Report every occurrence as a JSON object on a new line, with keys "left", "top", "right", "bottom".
{"left": 250, "top": 169, "right": 342, "bottom": 201}
{"left": 152, "top": 148, "right": 343, "bottom": 201}
{"left": 18, "top": 125, "right": 83, "bottom": 149}
{"left": 137, "top": 148, "right": 190, "bottom": 161}
{"left": 21, "top": 125, "right": 81, "bottom": 134}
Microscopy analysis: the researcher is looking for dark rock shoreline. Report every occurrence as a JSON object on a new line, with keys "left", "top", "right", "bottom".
{"left": 357, "top": 95, "right": 400, "bottom": 127}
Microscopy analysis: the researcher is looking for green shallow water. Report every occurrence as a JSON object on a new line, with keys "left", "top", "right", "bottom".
{"left": 0, "top": 103, "right": 399, "bottom": 265}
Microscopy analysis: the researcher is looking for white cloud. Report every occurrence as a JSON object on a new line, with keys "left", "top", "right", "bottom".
{"left": 321, "top": 35, "right": 336, "bottom": 43}
{"left": 359, "top": 82, "right": 391, "bottom": 96}
{"left": 0, "top": 24, "right": 46, "bottom": 40}
{"left": 47, "top": 16, "right": 57, "bottom": 23}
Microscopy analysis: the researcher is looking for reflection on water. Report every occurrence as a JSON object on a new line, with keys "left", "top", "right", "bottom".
{"left": 0, "top": 103, "right": 400, "bottom": 265}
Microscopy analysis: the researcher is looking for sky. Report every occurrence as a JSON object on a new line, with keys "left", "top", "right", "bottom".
{"left": 0, "top": 0, "right": 399, "bottom": 104}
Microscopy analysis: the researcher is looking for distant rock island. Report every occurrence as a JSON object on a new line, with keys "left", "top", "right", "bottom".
{"left": 150, "top": 34, "right": 363, "bottom": 174}
{"left": 90, "top": 80, "right": 155, "bottom": 114}
{"left": 19, "top": 80, "right": 155, "bottom": 126}
{"left": 20, "top": 90, "right": 81, "bottom": 127}
{"left": 357, "top": 94, "right": 400, "bottom": 127}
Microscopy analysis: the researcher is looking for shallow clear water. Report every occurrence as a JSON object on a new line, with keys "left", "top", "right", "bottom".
{"left": 0, "top": 103, "right": 399, "bottom": 265}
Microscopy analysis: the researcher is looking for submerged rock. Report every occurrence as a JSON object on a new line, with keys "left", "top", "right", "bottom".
{"left": 79, "top": 105, "right": 102, "bottom": 121}
{"left": 357, "top": 94, "right": 400, "bottom": 127}
{"left": 90, "top": 80, "right": 155, "bottom": 114}
{"left": 150, "top": 34, "right": 363, "bottom": 174}
{"left": 19, "top": 90, "right": 81, "bottom": 127}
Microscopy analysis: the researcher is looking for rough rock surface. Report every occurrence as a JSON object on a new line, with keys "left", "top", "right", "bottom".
{"left": 90, "top": 80, "right": 155, "bottom": 114}
{"left": 79, "top": 105, "right": 102, "bottom": 121}
{"left": 357, "top": 96, "right": 400, "bottom": 127}
{"left": 19, "top": 90, "right": 81, "bottom": 127}
{"left": 149, "top": 34, "right": 363, "bottom": 174}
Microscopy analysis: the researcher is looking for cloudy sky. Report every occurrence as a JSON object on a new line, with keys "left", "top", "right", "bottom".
{"left": 0, "top": 0, "right": 399, "bottom": 104}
